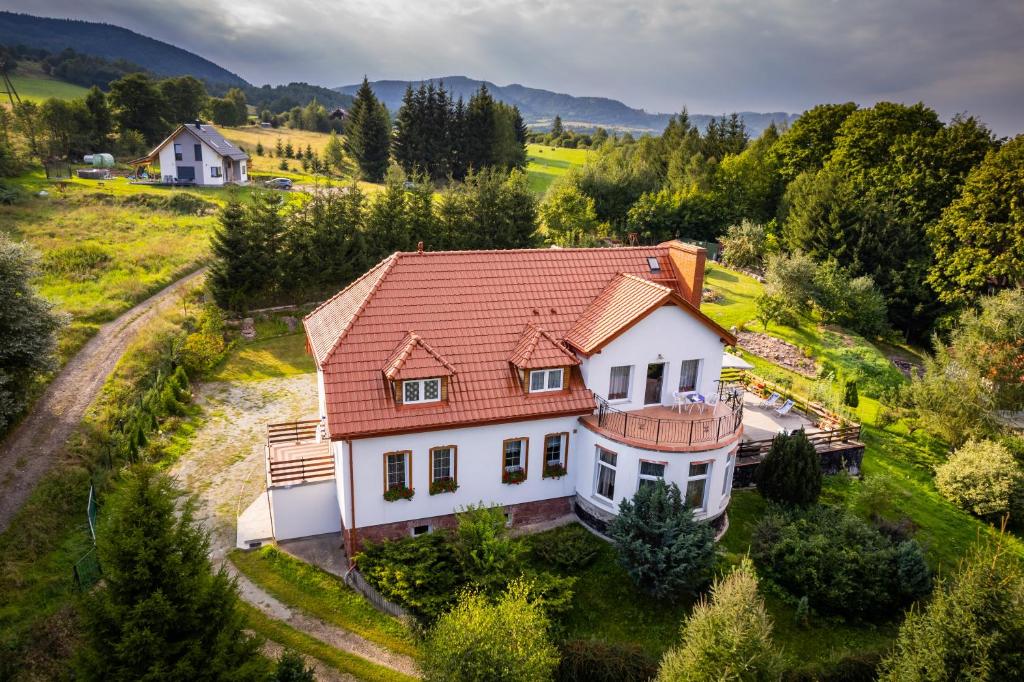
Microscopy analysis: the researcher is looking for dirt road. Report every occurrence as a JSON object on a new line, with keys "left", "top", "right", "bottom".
{"left": 0, "top": 269, "right": 207, "bottom": 533}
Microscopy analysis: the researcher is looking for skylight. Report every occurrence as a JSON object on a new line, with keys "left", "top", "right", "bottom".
{"left": 647, "top": 257, "right": 661, "bottom": 272}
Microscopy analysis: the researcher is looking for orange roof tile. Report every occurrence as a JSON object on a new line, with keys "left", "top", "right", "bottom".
{"left": 383, "top": 332, "right": 456, "bottom": 380}
{"left": 304, "top": 245, "right": 732, "bottom": 440}
{"left": 564, "top": 274, "right": 675, "bottom": 355}
{"left": 508, "top": 323, "right": 580, "bottom": 369}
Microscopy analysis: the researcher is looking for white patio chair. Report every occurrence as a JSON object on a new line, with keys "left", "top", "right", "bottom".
{"left": 703, "top": 393, "right": 719, "bottom": 414}
{"left": 671, "top": 391, "right": 687, "bottom": 414}
{"left": 759, "top": 392, "right": 781, "bottom": 409}
{"left": 774, "top": 399, "right": 795, "bottom": 417}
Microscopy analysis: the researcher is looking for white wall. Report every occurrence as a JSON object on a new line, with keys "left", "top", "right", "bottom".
{"left": 573, "top": 425, "right": 736, "bottom": 521}
{"left": 336, "top": 415, "right": 579, "bottom": 530}
{"left": 154, "top": 130, "right": 226, "bottom": 186}
{"left": 269, "top": 480, "right": 342, "bottom": 540}
{"left": 580, "top": 304, "right": 725, "bottom": 409}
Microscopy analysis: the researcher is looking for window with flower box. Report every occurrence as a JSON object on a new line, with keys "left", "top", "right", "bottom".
{"left": 383, "top": 451, "right": 413, "bottom": 501}
{"left": 542, "top": 433, "right": 568, "bottom": 478}
{"left": 429, "top": 445, "right": 458, "bottom": 495}
{"left": 502, "top": 437, "right": 528, "bottom": 484}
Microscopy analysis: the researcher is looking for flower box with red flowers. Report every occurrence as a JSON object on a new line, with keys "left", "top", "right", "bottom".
{"left": 383, "top": 485, "right": 414, "bottom": 501}
{"left": 542, "top": 463, "right": 567, "bottom": 479}
{"left": 429, "top": 477, "right": 459, "bottom": 495}
{"left": 502, "top": 467, "right": 526, "bottom": 485}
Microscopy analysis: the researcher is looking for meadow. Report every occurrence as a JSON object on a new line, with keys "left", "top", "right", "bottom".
{"left": 525, "top": 143, "right": 591, "bottom": 194}
{"left": 4, "top": 61, "right": 89, "bottom": 104}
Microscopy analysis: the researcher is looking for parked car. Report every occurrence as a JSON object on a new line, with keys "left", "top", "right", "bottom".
{"left": 264, "top": 177, "right": 293, "bottom": 189}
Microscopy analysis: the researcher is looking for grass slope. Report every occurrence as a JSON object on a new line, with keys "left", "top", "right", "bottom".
{"left": 211, "top": 333, "right": 315, "bottom": 383}
{"left": 6, "top": 74, "right": 89, "bottom": 103}
{"left": 525, "top": 144, "right": 590, "bottom": 195}
{"left": 230, "top": 547, "right": 419, "bottom": 659}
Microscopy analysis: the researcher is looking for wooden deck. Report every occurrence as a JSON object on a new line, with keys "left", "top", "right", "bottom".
{"left": 582, "top": 397, "right": 744, "bottom": 451}
{"left": 266, "top": 420, "right": 334, "bottom": 486}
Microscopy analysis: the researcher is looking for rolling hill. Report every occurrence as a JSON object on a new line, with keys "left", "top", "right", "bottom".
{"left": 337, "top": 76, "right": 798, "bottom": 135}
{"left": 0, "top": 11, "right": 248, "bottom": 86}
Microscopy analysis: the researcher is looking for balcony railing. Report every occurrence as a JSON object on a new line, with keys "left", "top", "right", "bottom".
{"left": 593, "top": 390, "right": 744, "bottom": 449}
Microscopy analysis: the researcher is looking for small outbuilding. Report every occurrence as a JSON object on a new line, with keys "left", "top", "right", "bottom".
{"left": 130, "top": 121, "right": 249, "bottom": 186}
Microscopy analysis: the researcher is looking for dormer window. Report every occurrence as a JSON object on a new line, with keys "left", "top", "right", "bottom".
{"left": 528, "top": 368, "right": 564, "bottom": 393}
{"left": 403, "top": 378, "right": 441, "bottom": 404}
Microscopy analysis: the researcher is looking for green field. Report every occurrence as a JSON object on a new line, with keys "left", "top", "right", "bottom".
{"left": 525, "top": 143, "right": 591, "bottom": 195}
{"left": 6, "top": 74, "right": 88, "bottom": 103}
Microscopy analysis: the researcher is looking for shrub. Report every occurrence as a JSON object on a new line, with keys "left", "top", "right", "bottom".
{"left": 355, "top": 533, "right": 463, "bottom": 621}
{"left": 453, "top": 503, "right": 522, "bottom": 594}
{"left": 530, "top": 524, "right": 600, "bottom": 570}
{"left": 752, "top": 505, "right": 932, "bottom": 619}
{"left": 878, "top": 536, "right": 1024, "bottom": 681}
{"left": 422, "top": 580, "right": 559, "bottom": 682}
{"left": 843, "top": 379, "right": 859, "bottom": 408}
{"left": 657, "top": 559, "right": 784, "bottom": 682}
{"left": 273, "top": 650, "right": 315, "bottom": 681}
{"left": 608, "top": 480, "right": 715, "bottom": 600}
{"left": 755, "top": 429, "right": 822, "bottom": 506}
{"left": 557, "top": 639, "right": 658, "bottom": 682}
{"left": 720, "top": 219, "right": 769, "bottom": 270}
{"left": 935, "top": 439, "right": 1024, "bottom": 520}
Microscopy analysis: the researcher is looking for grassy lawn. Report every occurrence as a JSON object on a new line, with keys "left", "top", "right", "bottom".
{"left": 238, "top": 601, "right": 417, "bottom": 682}
{"left": 6, "top": 72, "right": 88, "bottom": 103}
{"left": 230, "top": 546, "right": 419, "bottom": 659}
{"left": 210, "top": 333, "right": 315, "bottom": 382}
{"left": 525, "top": 144, "right": 591, "bottom": 195}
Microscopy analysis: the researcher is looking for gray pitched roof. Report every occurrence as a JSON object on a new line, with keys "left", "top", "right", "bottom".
{"left": 185, "top": 123, "right": 249, "bottom": 161}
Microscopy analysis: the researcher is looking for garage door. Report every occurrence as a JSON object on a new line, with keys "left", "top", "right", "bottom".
{"left": 177, "top": 166, "right": 196, "bottom": 181}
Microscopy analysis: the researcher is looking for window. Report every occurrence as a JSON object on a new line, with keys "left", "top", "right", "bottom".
{"left": 173, "top": 143, "right": 183, "bottom": 161}
{"left": 430, "top": 446, "right": 455, "bottom": 483}
{"left": 685, "top": 461, "right": 712, "bottom": 511}
{"left": 594, "top": 447, "right": 617, "bottom": 502}
{"left": 638, "top": 460, "right": 666, "bottom": 491}
{"left": 412, "top": 524, "right": 430, "bottom": 536}
{"left": 608, "top": 365, "right": 632, "bottom": 401}
{"left": 403, "top": 378, "right": 441, "bottom": 404}
{"left": 194, "top": 143, "right": 203, "bottom": 161}
{"left": 678, "top": 359, "right": 700, "bottom": 392}
{"left": 241, "top": 162, "right": 246, "bottom": 175}
{"left": 503, "top": 438, "right": 527, "bottom": 472}
{"left": 384, "top": 451, "right": 410, "bottom": 492}
{"left": 543, "top": 433, "right": 568, "bottom": 477}
{"left": 528, "top": 368, "right": 563, "bottom": 392}
{"left": 210, "top": 167, "right": 222, "bottom": 178}
{"left": 647, "top": 256, "right": 661, "bottom": 272}
{"left": 722, "top": 453, "right": 735, "bottom": 497}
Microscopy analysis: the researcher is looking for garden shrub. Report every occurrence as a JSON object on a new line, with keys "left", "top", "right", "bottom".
{"left": 934, "top": 439, "right": 1024, "bottom": 520}
{"left": 180, "top": 305, "right": 229, "bottom": 376}
{"left": 755, "top": 429, "right": 822, "bottom": 506}
{"left": 355, "top": 533, "right": 464, "bottom": 622}
{"left": 843, "top": 379, "right": 859, "bottom": 407}
{"left": 720, "top": 219, "right": 769, "bottom": 271}
{"left": 657, "top": 559, "right": 784, "bottom": 682}
{"left": 520, "top": 568, "right": 577, "bottom": 621}
{"left": 557, "top": 639, "right": 658, "bottom": 682}
{"left": 608, "top": 480, "right": 715, "bottom": 600}
{"left": 529, "top": 523, "right": 600, "bottom": 570}
{"left": 422, "top": 580, "right": 559, "bottom": 682}
{"left": 752, "top": 505, "right": 932, "bottom": 619}
{"left": 453, "top": 503, "right": 523, "bottom": 594}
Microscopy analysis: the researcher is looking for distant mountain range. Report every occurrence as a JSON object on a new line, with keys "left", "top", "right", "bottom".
{"left": 337, "top": 76, "right": 798, "bottom": 135}
{"left": 0, "top": 11, "right": 248, "bottom": 86}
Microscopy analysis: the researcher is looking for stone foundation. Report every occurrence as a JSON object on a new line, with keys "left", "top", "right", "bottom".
{"left": 345, "top": 495, "right": 574, "bottom": 555}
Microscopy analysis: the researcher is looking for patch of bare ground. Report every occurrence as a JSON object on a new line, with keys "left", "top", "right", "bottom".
{"left": 737, "top": 331, "right": 817, "bottom": 377}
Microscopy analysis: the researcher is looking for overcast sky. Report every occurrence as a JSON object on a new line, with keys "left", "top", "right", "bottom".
{"left": 8, "top": 0, "right": 1024, "bottom": 135}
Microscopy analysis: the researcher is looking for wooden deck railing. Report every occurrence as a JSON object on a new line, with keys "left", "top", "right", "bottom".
{"left": 737, "top": 424, "right": 863, "bottom": 459}
{"left": 594, "top": 394, "right": 744, "bottom": 448}
{"left": 266, "top": 419, "right": 320, "bottom": 445}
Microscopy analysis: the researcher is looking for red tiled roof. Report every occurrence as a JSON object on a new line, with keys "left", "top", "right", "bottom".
{"left": 508, "top": 323, "right": 580, "bottom": 369}
{"left": 304, "top": 246, "right": 733, "bottom": 440}
{"left": 383, "top": 332, "right": 456, "bottom": 380}
{"left": 564, "top": 273, "right": 675, "bottom": 355}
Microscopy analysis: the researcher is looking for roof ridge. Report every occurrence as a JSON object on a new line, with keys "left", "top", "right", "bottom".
{"left": 393, "top": 245, "right": 670, "bottom": 256}
{"left": 308, "top": 254, "right": 399, "bottom": 366}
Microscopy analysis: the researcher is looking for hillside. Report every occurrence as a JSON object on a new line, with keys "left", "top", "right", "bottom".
{"left": 0, "top": 11, "right": 247, "bottom": 86}
{"left": 337, "top": 75, "right": 798, "bottom": 135}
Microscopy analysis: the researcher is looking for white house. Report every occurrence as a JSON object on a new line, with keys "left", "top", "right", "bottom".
{"left": 130, "top": 121, "right": 248, "bottom": 186}
{"left": 262, "top": 242, "right": 744, "bottom": 555}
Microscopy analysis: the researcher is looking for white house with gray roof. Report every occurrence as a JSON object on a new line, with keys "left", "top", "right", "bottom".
{"left": 132, "top": 121, "right": 249, "bottom": 186}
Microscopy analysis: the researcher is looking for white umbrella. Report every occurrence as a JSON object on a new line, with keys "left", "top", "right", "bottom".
{"left": 722, "top": 352, "right": 754, "bottom": 370}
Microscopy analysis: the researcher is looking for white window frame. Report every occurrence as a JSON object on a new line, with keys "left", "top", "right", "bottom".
{"left": 210, "top": 166, "right": 223, "bottom": 178}
{"left": 411, "top": 524, "right": 431, "bottom": 536}
{"left": 685, "top": 460, "right": 712, "bottom": 512}
{"left": 430, "top": 446, "right": 454, "bottom": 483}
{"left": 722, "top": 453, "right": 735, "bottom": 497}
{"left": 173, "top": 142, "right": 183, "bottom": 161}
{"left": 593, "top": 446, "right": 618, "bottom": 504}
{"left": 608, "top": 365, "right": 633, "bottom": 402}
{"left": 528, "top": 368, "right": 564, "bottom": 393}
{"left": 678, "top": 359, "right": 701, "bottom": 393}
{"left": 637, "top": 459, "right": 666, "bottom": 492}
{"left": 544, "top": 433, "right": 567, "bottom": 467}
{"left": 403, "top": 378, "right": 441, "bottom": 404}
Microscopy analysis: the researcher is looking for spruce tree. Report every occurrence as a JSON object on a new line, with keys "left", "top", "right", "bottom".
{"left": 345, "top": 77, "right": 391, "bottom": 182}
{"left": 464, "top": 84, "right": 497, "bottom": 171}
{"left": 275, "top": 137, "right": 284, "bottom": 157}
{"left": 551, "top": 114, "right": 564, "bottom": 137}
{"left": 755, "top": 428, "right": 822, "bottom": 506}
{"left": 84, "top": 86, "right": 112, "bottom": 150}
{"left": 391, "top": 84, "right": 418, "bottom": 173}
{"left": 208, "top": 196, "right": 253, "bottom": 311}
{"left": 76, "top": 467, "right": 263, "bottom": 681}
{"left": 364, "top": 170, "right": 413, "bottom": 257}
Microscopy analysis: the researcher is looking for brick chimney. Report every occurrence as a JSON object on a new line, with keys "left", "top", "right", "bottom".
{"left": 667, "top": 241, "right": 706, "bottom": 308}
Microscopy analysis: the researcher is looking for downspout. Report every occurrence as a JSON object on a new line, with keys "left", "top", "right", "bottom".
{"left": 347, "top": 439, "right": 357, "bottom": 568}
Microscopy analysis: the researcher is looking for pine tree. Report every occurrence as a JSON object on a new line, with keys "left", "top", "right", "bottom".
{"left": 304, "top": 144, "right": 313, "bottom": 161}
{"left": 208, "top": 197, "right": 252, "bottom": 311}
{"left": 364, "top": 170, "right": 413, "bottom": 256}
{"left": 755, "top": 428, "right": 822, "bottom": 506}
{"left": 463, "top": 84, "right": 497, "bottom": 172}
{"left": 76, "top": 467, "right": 263, "bottom": 681}
{"left": 345, "top": 77, "right": 392, "bottom": 182}
{"left": 324, "top": 131, "right": 345, "bottom": 173}
{"left": 391, "top": 84, "right": 418, "bottom": 174}
{"left": 284, "top": 141, "right": 294, "bottom": 159}
{"left": 84, "top": 85, "right": 112, "bottom": 150}
{"left": 551, "top": 114, "right": 564, "bottom": 137}
{"left": 275, "top": 137, "right": 284, "bottom": 157}
{"left": 255, "top": 141, "right": 264, "bottom": 156}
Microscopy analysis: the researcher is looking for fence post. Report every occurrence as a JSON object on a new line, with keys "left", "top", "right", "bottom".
{"left": 655, "top": 419, "right": 662, "bottom": 444}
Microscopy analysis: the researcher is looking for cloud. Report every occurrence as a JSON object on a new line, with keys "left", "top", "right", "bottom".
{"left": 7, "top": 0, "right": 1024, "bottom": 134}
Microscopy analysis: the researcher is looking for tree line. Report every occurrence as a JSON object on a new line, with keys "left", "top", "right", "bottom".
{"left": 541, "top": 102, "right": 1021, "bottom": 339}
{"left": 345, "top": 77, "right": 528, "bottom": 183}
{"left": 209, "top": 168, "right": 537, "bottom": 310}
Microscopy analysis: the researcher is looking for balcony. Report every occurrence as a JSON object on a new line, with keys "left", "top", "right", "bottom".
{"left": 582, "top": 389, "right": 744, "bottom": 451}
{"left": 266, "top": 419, "right": 335, "bottom": 486}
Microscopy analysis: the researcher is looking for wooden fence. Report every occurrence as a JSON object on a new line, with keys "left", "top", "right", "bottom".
{"left": 344, "top": 567, "right": 410, "bottom": 619}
